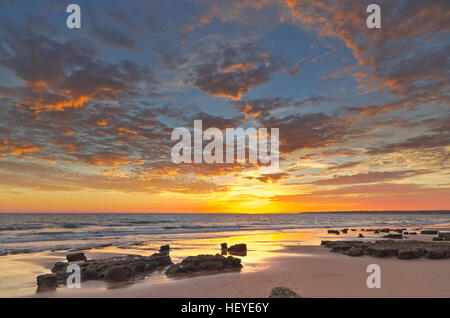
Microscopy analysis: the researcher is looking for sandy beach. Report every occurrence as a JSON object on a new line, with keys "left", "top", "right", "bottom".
{"left": 1, "top": 224, "right": 449, "bottom": 298}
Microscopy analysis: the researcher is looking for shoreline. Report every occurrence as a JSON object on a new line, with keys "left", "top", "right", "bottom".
{"left": 0, "top": 223, "right": 449, "bottom": 298}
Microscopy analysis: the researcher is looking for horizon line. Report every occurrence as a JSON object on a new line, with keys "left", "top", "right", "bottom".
{"left": 1, "top": 210, "right": 449, "bottom": 214}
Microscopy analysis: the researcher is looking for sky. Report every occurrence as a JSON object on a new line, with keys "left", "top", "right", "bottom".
{"left": 0, "top": 0, "right": 449, "bottom": 213}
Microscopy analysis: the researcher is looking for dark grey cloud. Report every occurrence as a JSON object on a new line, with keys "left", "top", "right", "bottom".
{"left": 187, "top": 43, "right": 284, "bottom": 100}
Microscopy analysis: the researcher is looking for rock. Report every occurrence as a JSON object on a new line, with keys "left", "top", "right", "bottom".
{"left": 269, "top": 287, "right": 301, "bottom": 298}
{"left": 347, "top": 247, "right": 364, "bottom": 257}
{"left": 328, "top": 230, "right": 340, "bottom": 235}
{"left": 351, "top": 229, "right": 356, "bottom": 231}
{"left": 227, "top": 244, "right": 247, "bottom": 255}
{"left": 380, "top": 229, "right": 390, "bottom": 233}
{"left": 433, "top": 237, "right": 443, "bottom": 241}
{"left": 426, "top": 247, "right": 448, "bottom": 259}
{"left": 321, "top": 240, "right": 450, "bottom": 260}
{"left": 221, "top": 243, "right": 228, "bottom": 250}
{"left": 325, "top": 241, "right": 369, "bottom": 253}
{"left": 341, "top": 229, "right": 348, "bottom": 234}
{"left": 374, "top": 230, "right": 380, "bottom": 234}
{"left": 36, "top": 274, "right": 58, "bottom": 292}
{"left": 66, "top": 252, "right": 87, "bottom": 262}
{"left": 438, "top": 232, "right": 450, "bottom": 241}
{"left": 408, "top": 232, "right": 417, "bottom": 235}
{"left": 358, "top": 234, "right": 364, "bottom": 238}
{"left": 105, "top": 265, "right": 135, "bottom": 282}
{"left": 165, "top": 254, "right": 242, "bottom": 277}
{"left": 367, "top": 245, "right": 397, "bottom": 258}
{"left": 398, "top": 248, "right": 424, "bottom": 259}
{"left": 421, "top": 230, "right": 438, "bottom": 235}
{"left": 37, "top": 252, "right": 172, "bottom": 292}
{"left": 159, "top": 245, "right": 170, "bottom": 253}
{"left": 228, "top": 243, "right": 246, "bottom": 252}
{"left": 383, "top": 234, "right": 403, "bottom": 239}
{"left": 361, "top": 229, "right": 365, "bottom": 231}
{"left": 51, "top": 262, "right": 68, "bottom": 273}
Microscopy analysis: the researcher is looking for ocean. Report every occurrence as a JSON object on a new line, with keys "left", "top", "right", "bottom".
{"left": 1, "top": 212, "right": 449, "bottom": 255}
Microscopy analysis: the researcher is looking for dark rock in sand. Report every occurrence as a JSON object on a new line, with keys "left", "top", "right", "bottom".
{"left": 159, "top": 245, "right": 170, "bottom": 253}
{"left": 438, "top": 232, "right": 450, "bottom": 241}
{"left": 227, "top": 244, "right": 247, "bottom": 256}
{"left": 37, "top": 252, "right": 172, "bottom": 291}
{"left": 347, "top": 247, "right": 364, "bottom": 257}
{"left": 341, "top": 229, "right": 348, "bottom": 234}
{"left": 374, "top": 230, "right": 380, "bottom": 234}
{"left": 165, "top": 254, "right": 242, "bottom": 277}
{"left": 383, "top": 234, "right": 403, "bottom": 239}
{"left": 36, "top": 274, "right": 58, "bottom": 292}
{"left": 221, "top": 243, "right": 228, "bottom": 250}
{"left": 367, "top": 245, "right": 397, "bottom": 258}
{"left": 421, "top": 230, "right": 438, "bottom": 235}
{"left": 351, "top": 229, "right": 356, "bottom": 231}
{"left": 321, "top": 240, "right": 450, "bottom": 260}
{"left": 105, "top": 265, "right": 135, "bottom": 282}
{"left": 398, "top": 248, "right": 425, "bottom": 259}
{"left": 228, "top": 243, "right": 246, "bottom": 252}
{"left": 269, "top": 287, "right": 301, "bottom": 298}
{"left": 66, "top": 252, "right": 87, "bottom": 262}
{"left": 380, "top": 229, "right": 390, "bottom": 233}
{"left": 51, "top": 262, "right": 68, "bottom": 273}
{"left": 358, "top": 234, "right": 364, "bottom": 238}
{"left": 408, "top": 232, "right": 417, "bottom": 235}
{"left": 426, "top": 247, "right": 448, "bottom": 259}
{"left": 328, "top": 230, "right": 340, "bottom": 235}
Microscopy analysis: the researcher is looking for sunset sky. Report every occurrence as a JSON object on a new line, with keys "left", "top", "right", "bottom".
{"left": 0, "top": 0, "right": 449, "bottom": 213}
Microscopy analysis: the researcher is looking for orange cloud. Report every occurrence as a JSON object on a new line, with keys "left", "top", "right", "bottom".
{"left": 0, "top": 141, "right": 40, "bottom": 157}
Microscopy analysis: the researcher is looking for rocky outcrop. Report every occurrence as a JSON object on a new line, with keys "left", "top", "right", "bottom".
{"left": 227, "top": 244, "right": 247, "bottom": 256}
{"left": 328, "top": 230, "right": 340, "bottom": 235}
{"left": 36, "top": 274, "right": 59, "bottom": 292}
{"left": 383, "top": 234, "right": 403, "bottom": 239}
{"left": 159, "top": 245, "right": 170, "bottom": 253}
{"left": 421, "top": 230, "right": 438, "bottom": 235}
{"left": 398, "top": 248, "right": 425, "bottom": 259}
{"left": 37, "top": 252, "right": 172, "bottom": 292}
{"left": 269, "top": 287, "right": 302, "bottom": 298}
{"left": 438, "top": 232, "right": 450, "bottom": 241}
{"left": 321, "top": 240, "right": 450, "bottom": 260}
{"left": 347, "top": 247, "right": 364, "bottom": 257}
{"left": 165, "top": 254, "right": 242, "bottom": 277}
{"left": 228, "top": 244, "right": 246, "bottom": 252}
{"left": 66, "top": 252, "right": 87, "bottom": 262}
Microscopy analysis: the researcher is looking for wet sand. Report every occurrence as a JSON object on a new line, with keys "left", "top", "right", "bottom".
{"left": 1, "top": 225, "right": 449, "bottom": 298}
